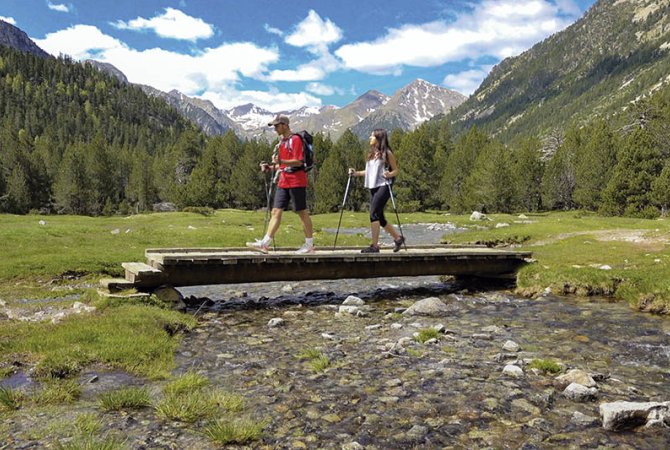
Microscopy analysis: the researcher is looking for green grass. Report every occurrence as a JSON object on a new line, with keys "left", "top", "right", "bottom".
{"left": 414, "top": 328, "right": 441, "bottom": 343}
{"left": 212, "top": 391, "right": 245, "bottom": 412}
{"left": 0, "top": 303, "right": 196, "bottom": 380}
{"left": 55, "top": 435, "right": 126, "bottom": 450}
{"left": 34, "top": 378, "right": 81, "bottom": 405}
{"left": 74, "top": 412, "right": 102, "bottom": 435}
{"left": 98, "top": 386, "right": 151, "bottom": 411}
{"left": 444, "top": 211, "right": 670, "bottom": 312}
{"left": 0, "top": 386, "right": 23, "bottom": 411}
{"left": 155, "top": 389, "right": 218, "bottom": 423}
{"left": 204, "top": 417, "right": 267, "bottom": 445}
{"left": 163, "top": 370, "right": 209, "bottom": 396}
{"left": 297, "top": 348, "right": 330, "bottom": 373}
{"left": 528, "top": 359, "right": 562, "bottom": 374}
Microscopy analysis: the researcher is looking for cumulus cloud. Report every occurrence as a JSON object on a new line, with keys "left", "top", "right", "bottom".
{"left": 47, "top": 1, "right": 70, "bottom": 13}
{"left": 0, "top": 16, "right": 17, "bottom": 25}
{"left": 443, "top": 66, "right": 494, "bottom": 96}
{"left": 112, "top": 7, "right": 214, "bottom": 41}
{"left": 285, "top": 10, "right": 342, "bottom": 54}
{"left": 267, "top": 53, "right": 341, "bottom": 82}
{"left": 201, "top": 88, "right": 321, "bottom": 112}
{"left": 32, "top": 24, "right": 319, "bottom": 110}
{"left": 306, "top": 82, "right": 344, "bottom": 96}
{"left": 336, "top": 0, "right": 579, "bottom": 74}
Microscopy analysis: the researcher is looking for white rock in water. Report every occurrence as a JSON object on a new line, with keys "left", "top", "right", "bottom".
{"left": 402, "top": 297, "right": 450, "bottom": 316}
{"left": 563, "top": 383, "right": 598, "bottom": 402}
{"left": 339, "top": 305, "right": 360, "bottom": 314}
{"left": 267, "top": 318, "right": 285, "bottom": 327}
{"left": 503, "top": 365, "right": 524, "bottom": 377}
{"left": 502, "top": 340, "right": 520, "bottom": 352}
{"left": 600, "top": 401, "right": 670, "bottom": 431}
{"left": 342, "top": 295, "right": 365, "bottom": 306}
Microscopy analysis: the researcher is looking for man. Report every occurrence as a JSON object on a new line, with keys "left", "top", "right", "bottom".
{"left": 246, "top": 115, "right": 315, "bottom": 254}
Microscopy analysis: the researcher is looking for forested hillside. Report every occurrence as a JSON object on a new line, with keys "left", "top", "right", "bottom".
{"left": 447, "top": 0, "right": 670, "bottom": 142}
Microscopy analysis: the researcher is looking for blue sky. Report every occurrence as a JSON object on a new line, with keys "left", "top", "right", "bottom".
{"left": 1, "top": 0, "right": 596, "bottom": 111}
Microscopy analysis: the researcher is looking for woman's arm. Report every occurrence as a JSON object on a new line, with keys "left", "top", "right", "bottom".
{"left": 384, "top": 151, "right": 399, "bottom": 178}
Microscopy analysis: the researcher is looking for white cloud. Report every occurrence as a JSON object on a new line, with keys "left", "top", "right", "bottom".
{"left": 201, "top": 88, "right": 321, "bottom": 112}
{"left": 285, "top": 10, "right": 342, "bottom": 54}
{"left": 47, "top": 1, "right": 70, "bottom": 13}
{"left": 264, "top": 24, "right": 283, "bottom": 37}
{"left": 32, "top": 24, "right": 317, "bottom": 111}
{"left": 34, "top": 25, "right": 125, "bottom": 60}
{"left": 306, "top": 82, "right": 344, "bottom": 96}
{"left": 443, "top": 66, "right": 494, "bottom": 95}
{"left": 267, "top": 53, "right": 341, "bottom": 82}
{"left": 0, "top": 16, "right": 17, "bottom": 25}
{"left": 336, "top": 0, "right": 578, "bottom": 74}
{"left": 112, "top": 7, "right": 214, "bottom": 41}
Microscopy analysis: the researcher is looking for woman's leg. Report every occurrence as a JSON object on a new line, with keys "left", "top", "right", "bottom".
{"left": 369, "top": 186, "right": 390, "bottom": 247}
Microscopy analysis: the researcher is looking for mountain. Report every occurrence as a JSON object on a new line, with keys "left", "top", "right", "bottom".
{"left": 138, "top": 85, "right": 233, "bottom": 136}
{"left": 446, "top": 0, "right": 670, "bottom": 142}
{"left": 226, "top": 103, "right": 276, "bottom": 131}
{"left": 352, "top": 79, "right": 466, "bottom": 138}
{"left": 84, "top": 60, "right": 128, "bottom": 84}
{"left": 0, "top": 20, "right": 49, "bottom": 58}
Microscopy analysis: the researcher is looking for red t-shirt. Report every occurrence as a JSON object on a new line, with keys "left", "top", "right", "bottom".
{"left": 277, "top": 134, "right": 308, "bottom": 189}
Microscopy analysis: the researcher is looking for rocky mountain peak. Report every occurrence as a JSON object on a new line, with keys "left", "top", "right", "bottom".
{"left": 0, "top": 20, "right": 49, "bottom": 58}
{"left": 84, "top": 60, "right": 128, "bottom": 84}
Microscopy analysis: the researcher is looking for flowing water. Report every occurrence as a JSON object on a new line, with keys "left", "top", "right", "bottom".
{"left": 170, "top": 276, "right": 670, "bottom": 449}
{"left": 2, "top": 224, "right": 670, "bottom": 448}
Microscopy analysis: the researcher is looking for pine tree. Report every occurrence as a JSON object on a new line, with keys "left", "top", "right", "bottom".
{"left": 53, "top": 143, "right": 94, "bottom": 214}
{"left": 573, "top": 120, "right": 618, "bottom": 210}
{"left": 4, "top": 165, "right": 31, "bottom": 213}
{"left": 651, "top": 163, "right": 670, "bottom": 215}
{"left": 440, "top": 127, "right": 489, "bottom": 212}
{"left": 542, "top": 126, "right": 578, "bottom": 210}
{"left": 600, "top": 128, "right": 663, "bottom": 217}
{"left": 314, "top": 148, "right": 347, "bottom": 214}
{"left": 229, "top": 140, "right": 267, "bottom": 210}
{"left": 513, "top": 137, "right": 544, "bottom": 212}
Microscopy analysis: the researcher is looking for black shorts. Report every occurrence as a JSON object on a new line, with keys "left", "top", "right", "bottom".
{"left": 273, "top": 187, "right": 308, "bottom": 212}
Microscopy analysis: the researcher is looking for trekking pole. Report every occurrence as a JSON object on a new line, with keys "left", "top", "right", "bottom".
{"left": 386, "top": 180, "right": 407, "bottom": 251}
{"left": 333, "top": 173, "right": 353, "bottom": 249}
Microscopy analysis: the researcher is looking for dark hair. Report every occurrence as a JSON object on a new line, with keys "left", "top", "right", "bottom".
{"left": 367, "top": 128, "right": 392, "bottom": 161}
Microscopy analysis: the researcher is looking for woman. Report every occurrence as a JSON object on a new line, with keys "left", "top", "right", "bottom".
{"left": 348, "top": 128, "right": 405, "bottom": 253}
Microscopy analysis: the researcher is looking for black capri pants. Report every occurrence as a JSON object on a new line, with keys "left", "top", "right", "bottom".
{"left": 369, "top": 185, "right": 390, "bottom": 227}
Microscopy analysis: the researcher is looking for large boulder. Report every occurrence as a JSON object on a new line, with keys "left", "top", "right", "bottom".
{"left": 402, "top": 297, "right": 451, "bottom": 316}
{"left": 599, "top": 401, "right": 670, "bottom": 431}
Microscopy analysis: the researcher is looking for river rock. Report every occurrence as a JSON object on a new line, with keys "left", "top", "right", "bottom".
{"left": 342, "top": 295, "right": 365, "bottom": 306}
{"left": 562, "top": 383, "right": 597, "bottom": 402}
{"left": 339, "top": 305, "right": 360, "bottom": 315}
{"left": 268, "top": 318, "right": 285, "bottom": 327}
{"left": 502, "top": 340, "right": 520, "bottom": 352}
{"left": 555, "top": 369, "right": 596, "bottom": 389}
{"left": 571, "top": 411, "right": 598, "bottom": 427}
{"left": 503, "top": 365, "right": 524, "bottom": 378}
{"left": 599, "top": 401, "right": 670, "bottom": 431}
{"left": 402, "top": 297, "right": 450, "bottom": 316}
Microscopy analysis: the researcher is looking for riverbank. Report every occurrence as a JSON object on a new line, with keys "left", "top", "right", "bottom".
{"left": 1, "top": 209, "right": 669, "bottom": 447}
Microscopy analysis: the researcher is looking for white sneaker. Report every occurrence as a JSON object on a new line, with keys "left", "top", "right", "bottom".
{"left": 246, "top": 239, "right": 269, "bottom": 253}
{"left": 295, "top": 243, "right": 315, "bottom": 254}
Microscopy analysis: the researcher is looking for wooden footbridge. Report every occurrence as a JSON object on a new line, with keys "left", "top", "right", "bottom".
{"left": 102, "top": 245, "right": 532, "bottom": 292}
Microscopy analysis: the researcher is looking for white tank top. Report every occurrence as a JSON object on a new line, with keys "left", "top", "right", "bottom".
{"left": 364, "top": 158, "right": 387, "bottom": 189}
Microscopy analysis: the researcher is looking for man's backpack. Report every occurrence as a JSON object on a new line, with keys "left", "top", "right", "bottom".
{"left": 286, "top": 130, "right": 314, "bottom": 172}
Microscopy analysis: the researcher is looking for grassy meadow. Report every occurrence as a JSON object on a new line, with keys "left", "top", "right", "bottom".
{"left": 1, "top": 208, "right": 669, "bottom": 446}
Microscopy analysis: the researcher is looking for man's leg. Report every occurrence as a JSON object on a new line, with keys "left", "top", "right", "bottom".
{"left": 267, "top": 208, "right": 283, "bottom": 238}
{"left": 297, "top": 209, "right": 313, "bottom": 238}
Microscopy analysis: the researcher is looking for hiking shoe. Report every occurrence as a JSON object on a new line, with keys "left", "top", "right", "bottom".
{"left": 360, "top": 245, "right": 380, "bottom": 253}
{"left": 393, "top": 236, "right": 405, "bottom": 253}
{"left": 246, "top": 239, "right": 269, "bottom": 253}
{"left": 295, "top": 243, "right": 316, "bottom": 254}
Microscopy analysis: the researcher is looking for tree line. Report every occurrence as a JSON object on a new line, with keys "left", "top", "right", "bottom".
{"left": 1, "top": 44, "right": 670, "bottom": 218}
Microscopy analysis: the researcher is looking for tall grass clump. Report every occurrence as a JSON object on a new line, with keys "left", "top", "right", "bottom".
{"left": 99, "top": 386, "right": 151, "bottom": 411}
{"left": 204, "top": 417, "right": 267, "bottom": 445}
